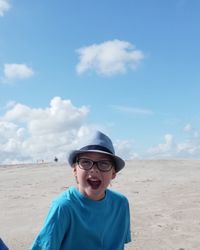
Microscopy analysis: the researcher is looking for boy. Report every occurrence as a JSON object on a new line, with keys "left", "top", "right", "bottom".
{"left": 30, "top": 131, "right": 131, "bottom": 249}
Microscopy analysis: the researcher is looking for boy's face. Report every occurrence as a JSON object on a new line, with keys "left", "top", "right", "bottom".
{"left": 73, "top": 152, "right": 116, "bottom": 201}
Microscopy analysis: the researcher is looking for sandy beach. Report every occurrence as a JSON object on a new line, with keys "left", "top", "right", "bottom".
{"left": 0, "top": 160, "right": 200, "bottom": 250}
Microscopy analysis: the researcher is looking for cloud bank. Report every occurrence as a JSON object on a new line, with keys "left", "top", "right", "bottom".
{"left": 147, "top": 124, "right": 200, "bottom": 158}
{"left": 0, "top": 97, "right": 138, "bottom": 164}
{"left": 1, "top": 97, "right": 200, "bottom": 164}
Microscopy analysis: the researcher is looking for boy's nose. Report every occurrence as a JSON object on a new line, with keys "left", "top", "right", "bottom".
{"left": 89, "top": 162, "right": 99, "bottom": 172}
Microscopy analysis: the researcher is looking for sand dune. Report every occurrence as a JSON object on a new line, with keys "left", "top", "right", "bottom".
{"left": 0, "top": 160, "right": 200, "bottom": 250}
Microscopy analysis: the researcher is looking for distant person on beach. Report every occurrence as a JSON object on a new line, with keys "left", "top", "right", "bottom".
{"left": 30, "top": 131, "right": 131, "bottom": 250}
{"left": 54, "top": 156, "right": 58, "bottom": 162}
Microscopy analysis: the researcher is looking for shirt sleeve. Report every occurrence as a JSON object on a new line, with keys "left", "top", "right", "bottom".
{"left": 30, "top": 197, "right": 70, "bottom": 250}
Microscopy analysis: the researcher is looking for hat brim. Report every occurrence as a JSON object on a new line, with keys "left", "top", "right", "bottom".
{"left": 68, "top": 149, "right": 125, "bottom": 173}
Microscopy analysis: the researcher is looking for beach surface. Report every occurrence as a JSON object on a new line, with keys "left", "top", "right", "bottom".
{"left": 0, "top": 160, "right": 200, "bottom": 250}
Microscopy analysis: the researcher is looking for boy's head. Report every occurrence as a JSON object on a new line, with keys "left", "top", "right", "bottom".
{"left": 68, "top": 131, "right": 125, "bottom": 200}
{"left": 68, "top": 130, "right": 125, "bottom": 173}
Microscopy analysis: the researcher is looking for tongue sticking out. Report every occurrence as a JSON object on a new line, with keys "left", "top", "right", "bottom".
{"left": 87, "top": 179, "right": 101, "bottom": 189}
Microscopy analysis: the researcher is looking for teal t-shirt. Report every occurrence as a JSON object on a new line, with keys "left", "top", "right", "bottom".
{"left": 30, "top": 187, "right": 131, "bottom": 250}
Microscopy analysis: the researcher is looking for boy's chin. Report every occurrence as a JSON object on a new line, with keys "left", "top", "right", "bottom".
{"left": 85, "top": 188, "right": 106, "bottom": 201}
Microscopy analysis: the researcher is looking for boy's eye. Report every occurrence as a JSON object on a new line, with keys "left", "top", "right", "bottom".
{"left": 79, "top": 159, "right": 92, "bottom": 166}
{"left": 99, "top": 161, "right": 110, "bottom": 167}
{"left": 82, "top": 160, "right": 90, "bottom": 164}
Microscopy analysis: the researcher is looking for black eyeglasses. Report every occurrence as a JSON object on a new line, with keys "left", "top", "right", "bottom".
{"left": 77, "top": 158, "right": 113, "bottom": 172}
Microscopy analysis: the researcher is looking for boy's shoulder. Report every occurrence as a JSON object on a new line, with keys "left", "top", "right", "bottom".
{"left": 106, "top": 189, "right": 129, "bottom": 203}
{"left": 51, "top": 187, "right": 76, "bottom": 207}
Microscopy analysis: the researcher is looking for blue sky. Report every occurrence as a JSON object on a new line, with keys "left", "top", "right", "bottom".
{"left": 0, "top": 0, "right": 200, "bottom": 164}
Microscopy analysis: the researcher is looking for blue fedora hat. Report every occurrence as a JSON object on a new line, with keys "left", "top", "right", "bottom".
{"left": 68, "top": 131, "right": 125, "bottom": 172}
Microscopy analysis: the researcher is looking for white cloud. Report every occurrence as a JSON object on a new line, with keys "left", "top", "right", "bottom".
{"left": 4, "top": 97, "right": 89, "bottom": 135}
{"left": 147, "top": 124, "right": 200, "bottom": 159}
{"left": 0, "top": 0, "right": 10, "bottom": 16}
{"left": 0, "top": 121, "right": 28, "bottom": 163}
{"left": 112, "top": 105, "right": 153, "bottom": 115}
{"left": 114, "top": 139, "right": 139, "bottom": 160}
{"left": 3, "top": 64, "right": 34, "bottom": 81}
{"left": 76, "top": 40, "right": 145, "bottom": 76}
{"left": 148, "top": 134, "right": 176, "bottom": 158}
{"left": 183, "top": 123, "right": 192, "bottom": 132}
{"left": 183, "top": 123, "right": 200, "bottom": 138}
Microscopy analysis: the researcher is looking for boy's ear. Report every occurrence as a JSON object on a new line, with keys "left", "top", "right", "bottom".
{"left": 72, "top": 164, "right": 77, "bottom": 176}
{"left": 112, "top": 170, "right": 116, "bottom": 180}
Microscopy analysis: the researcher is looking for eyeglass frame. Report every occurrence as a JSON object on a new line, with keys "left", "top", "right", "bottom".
{"left": 76, "top": 157, "right": 114, "bottom": 172}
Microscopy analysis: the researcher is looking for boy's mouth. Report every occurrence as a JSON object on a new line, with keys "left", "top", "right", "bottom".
{"left": 87, "top": 179, "right": 102, "bottom": 189}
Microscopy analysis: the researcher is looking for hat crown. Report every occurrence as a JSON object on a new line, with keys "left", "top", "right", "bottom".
{"left": 80, "top": 131, "right": 115, "bottom": 155}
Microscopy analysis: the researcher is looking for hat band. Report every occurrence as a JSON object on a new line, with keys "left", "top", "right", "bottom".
{"left": 80, "top": 145, "right": 113, "bottom": 155}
